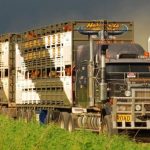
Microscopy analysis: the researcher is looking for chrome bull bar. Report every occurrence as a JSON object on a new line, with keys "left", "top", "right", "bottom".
{"left": 112, "top": 88, "right": 150, "bottom": 129}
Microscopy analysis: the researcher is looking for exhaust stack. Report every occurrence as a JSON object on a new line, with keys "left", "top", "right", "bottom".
{"left": 88, "top": 36, "right": 94, "bottom": 106}
{"left": 99, "top": 20, "right": 108, "bottom": 102}
{"left": 99, "top": 45, "right": 108, "bottom": 101}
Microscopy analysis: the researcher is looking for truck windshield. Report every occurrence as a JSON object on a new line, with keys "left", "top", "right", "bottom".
{"left": 106, "top": 63, "right": 150, "bottom": 73}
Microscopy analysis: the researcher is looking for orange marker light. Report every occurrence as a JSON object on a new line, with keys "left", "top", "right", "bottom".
{"left": 144, "top": 51, "right": 149, "bottom": 57}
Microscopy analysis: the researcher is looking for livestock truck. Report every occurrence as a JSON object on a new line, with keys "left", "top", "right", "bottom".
{"left": 0, "top": 20, "right": 150, "bottom": 135}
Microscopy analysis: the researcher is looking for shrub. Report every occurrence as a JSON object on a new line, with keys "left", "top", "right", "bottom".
{"left": 0, "top": 115, "right": 149, "bottom": 150}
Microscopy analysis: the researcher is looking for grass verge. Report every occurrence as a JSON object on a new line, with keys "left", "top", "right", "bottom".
{"left": 0, "top": 115, "right": 149, "bottom": 150}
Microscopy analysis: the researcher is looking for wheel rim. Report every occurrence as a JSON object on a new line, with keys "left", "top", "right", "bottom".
{"left": 68, "top": 120, "right": 72, "bottom": 132}
{"left": 60, "top": 119, "right": 65, "bottom": 129}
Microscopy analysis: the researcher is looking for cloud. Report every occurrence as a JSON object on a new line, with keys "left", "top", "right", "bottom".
{"left": 0, "top": 0, "right": 150, "bottom": 49}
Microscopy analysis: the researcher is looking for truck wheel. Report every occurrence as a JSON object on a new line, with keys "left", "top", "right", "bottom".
{"left": 27, "top": 110, "right": 33, "bottom": 122}
{"left": 101, "top": 115, "right": 113, "bottom": 135}
{"left": 23, "top": 110, "right": 28, "bottom": 123}
{"left": 68, "top": 114, "right": 75, "bottom": 132}
{"left": 17, "top": 109, "right": 22, "bottom": 120}
{"left": 59, "top": 112, "right": 69, "bottom": 130}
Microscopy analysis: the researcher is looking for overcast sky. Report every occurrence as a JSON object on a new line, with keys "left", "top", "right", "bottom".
{"left": 0, "top": 0, "right": 150, "bottom": 49}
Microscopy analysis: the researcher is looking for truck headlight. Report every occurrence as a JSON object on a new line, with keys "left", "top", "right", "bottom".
{"left": 117, "top": 105, "right": 131, "bottom": 111}
{"left": 135, "top": 104, "right": 142, "bottom": 111}
{"left": 125, "top": 90, "right": 131, "bottom": 97}
{"left": 118, "top": 105, "right": 126, "bottom": 111}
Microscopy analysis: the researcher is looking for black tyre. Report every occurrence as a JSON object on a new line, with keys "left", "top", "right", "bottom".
{"left": 22, "top": 110, "right": 28, "bottom": 123}
{"left": 59, "top": 112, "right": 69, "bottom": 130}
{"left": 45, "top": 110, "right": 53, "bottom": 124}
{"left": 27, "top": 109, "right": 32, "bottom": 122}
{"left": 17, "top": 109, "right": 22, "bottom": 120}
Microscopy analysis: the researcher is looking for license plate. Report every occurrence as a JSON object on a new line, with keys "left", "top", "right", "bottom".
{"left": 117, "top": 114, "right": 131, "bottom": 122}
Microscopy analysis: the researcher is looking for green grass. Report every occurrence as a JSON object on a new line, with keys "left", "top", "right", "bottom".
{"left": 0, "top": 115, "right": 149, "bottom": 150}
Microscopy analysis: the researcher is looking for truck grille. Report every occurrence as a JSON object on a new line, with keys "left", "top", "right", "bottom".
{"left": 135, "top": 90, "right": 150, "bottom": 98}
{"left": 113, "top": 88, "right": 150, "bottom": 129}
{"left": 133, "top": 89, "right": 150, "bottom": 111}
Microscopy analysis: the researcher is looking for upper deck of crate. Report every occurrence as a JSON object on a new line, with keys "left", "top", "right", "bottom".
{"left": 18, "top": 20, "right": 134, "bottom": 42}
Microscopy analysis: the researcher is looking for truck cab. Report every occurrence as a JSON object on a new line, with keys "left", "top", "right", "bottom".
{"left": 99, "top": 43, "right": 150, "bottom": 133}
